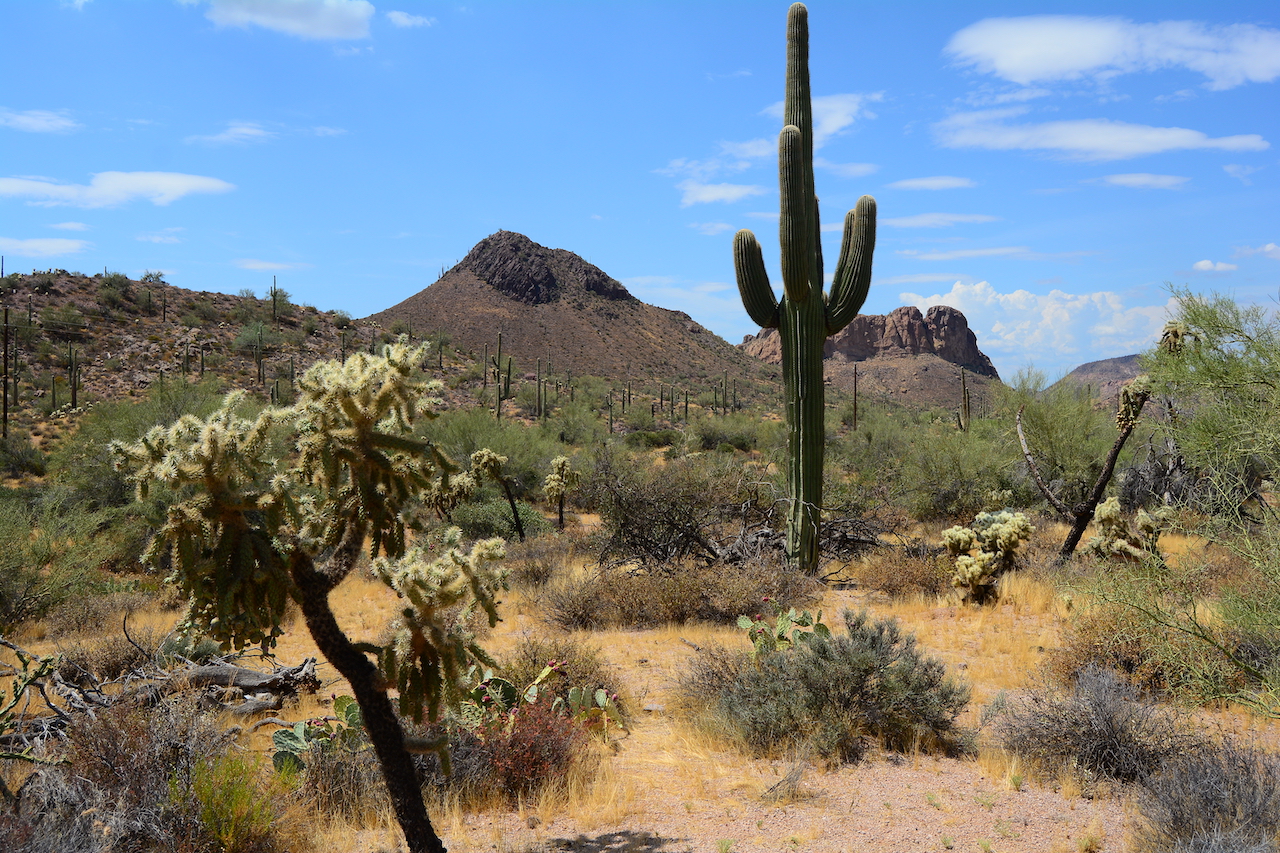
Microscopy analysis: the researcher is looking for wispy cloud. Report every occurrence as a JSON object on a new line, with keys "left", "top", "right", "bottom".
{"left": 946, "top": 16, "right": 1280, "bottom": 91}
{"left": 1224, "top": 164, "right": 1262, "bottom": 184}
{"left": 185, "top": 121, "right": 276, "bottom": 145}
{"left": 887, "top": 176, "right": 976, "bottom": 190}
{"left": 0, "top": 236, "right": 90, "bottom": 257}
{"left": 1102, "top": 173, "right": 1189, "bottom": 189}
{"left": 137, "top": 227, "right": 185, "bottom": 244}
{"left": 196, "top": 0, "right": 374, "bottom": 40}
{"left": 386, "top": 10, "right": 434, "bottom": 28}
{"left": 0, "top": 172, "right": 234, "bottom": 207}
{"left": 707, "top": 69, "right": 752, "bottom": 82}
{"left": 234, "top": 258, "right": 309, "bottom": 270}
{"left": 814, "top": 158, "right": 878, "bottom": 178}
{"left": 877, "top": 273, "right": 972, "bottom": 285}
{"left": 1236, "top": 242, "right": 1280, "bottom": 260}
{"left": 935, "top": 107, "right": 1268, "bottom": 161}
{"left": 762, "top": 93, "right": 883, "bottom": 147}
{"left": 898, "top": 245, "right": 1088, "bottom": 262}
{"left": 676, "top": 180, "right": 766, "bottom": 207}
{"left": 0, "top": 108, "right": 79, "bottom": 133}
{"left": 1192, "top": 259, "right": 1236, "bottom": 271}
{"left": 48, "top": 221, "right": 88, "bottom": 231}
{"left": 311, "top": 125, "right": 347, "bottom": 136}
{"left": 688, "top": 222, "right": 735, "bottom": 236}
{"left": 882, "top": 213, "right": 999, "bottom": 228}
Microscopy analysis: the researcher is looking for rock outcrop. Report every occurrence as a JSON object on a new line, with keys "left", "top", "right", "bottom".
{"left": 458, "top": 230, "right": 632, "bottom": 305}
{"left": 740, "top": 305, "right": 998, "bottom": 379}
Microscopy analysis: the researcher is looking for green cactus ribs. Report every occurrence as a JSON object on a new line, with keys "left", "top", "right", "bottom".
{"left": 733, "top": 2, "right": 877, "bottom": 575}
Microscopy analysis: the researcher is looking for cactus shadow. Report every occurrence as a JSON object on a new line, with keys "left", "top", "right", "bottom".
{"left": 536, "top": 831, "right": 692, "bottom": 852}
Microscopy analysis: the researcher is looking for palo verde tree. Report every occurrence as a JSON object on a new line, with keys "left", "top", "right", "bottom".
{"left": 113, "top": 341, "right": 503, "bottom": 853}
{"left": 733, "top": 3, "right": 877, "bottom": 574}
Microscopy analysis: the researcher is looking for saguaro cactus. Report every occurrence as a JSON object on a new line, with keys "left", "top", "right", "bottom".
{"left": 734, "top": 3, "right": 876, "bottom": 574}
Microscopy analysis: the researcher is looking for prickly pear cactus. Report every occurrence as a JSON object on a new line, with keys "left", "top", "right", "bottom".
{"left": 734, "top": 3, "right": 876, "bottom": 574}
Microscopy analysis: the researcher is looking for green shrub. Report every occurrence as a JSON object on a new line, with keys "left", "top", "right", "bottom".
{"left": 680, "top": 610, "right": 970, "bottom": 761}
{"left": 233, "top": 321, "right": 282, "bottom": 354}
{"left": 331, "top": 310, "right": 353, "bottom": 329}
{"left": 624, "top": 428, "right": 682, "bottom": 449}
{"left": 0, "top": 433, "right": 46, "bottom": 477}
{"left": 452, "top": 498, "right": 550, "bottom": 541}
{"left": 500, "top": 634, "right": 625, "bottom": 715}
{"left": 429, "top": 406, "right": 561, "bottom": 499}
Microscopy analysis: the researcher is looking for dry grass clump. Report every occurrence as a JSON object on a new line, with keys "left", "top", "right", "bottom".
{"left": 846, "top": 543, "right": 953, "bottom": 598}
{"left": 993, "top": 665, "right": 1203, "bottom": 788}
{"left": 499, "top": 634, "right": 627, "bottom": 714}
{"left": 543, "top": 558, "right": 820, "bottom": 630}
{"left": 503, "top": 534, "right": 580, "bottom": 588}
{"left": 55, "top": 624, "right": 165, "bottom": 683}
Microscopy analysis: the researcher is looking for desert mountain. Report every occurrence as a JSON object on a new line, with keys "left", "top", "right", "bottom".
{"left": 366, "top": 231, "right": 774, "bottom": 389}
{"left": 1054, "top": 354, "right": 1143, "bottom": 404}
{"left": 739, "top": 305, "right": 1002, "bottom": 410}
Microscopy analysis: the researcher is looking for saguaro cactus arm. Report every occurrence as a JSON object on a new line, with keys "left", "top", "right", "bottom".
{"left": 825, "top": 197, "right": 877, "bottom": 332}
{"left": 734, "top": 231, "right": 779, "bottom": 329}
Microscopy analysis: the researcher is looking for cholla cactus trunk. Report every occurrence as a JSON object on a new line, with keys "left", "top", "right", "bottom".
{"left": 733, "top": 3, "right": 876, "bottom": 574}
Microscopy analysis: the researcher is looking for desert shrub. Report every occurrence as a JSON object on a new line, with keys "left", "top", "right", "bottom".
{"left": 500, "top": 635, "right": 624, "bottom": 714}
{"left": 692, "top": 412, "right": 776, "bottom": 453}
{"left": 545, "top": 558, "right": 820, "bottom": 630}
{"left": 680, "top": 610, "right": 970, "bottom": 761}
{"left": 232, "top": 321, "right": 281, "bottom": 354}
{"left": 625, "top": 428, "right": 683, "bottom": 449}
{"left": 1134, "top": 739, "right": 1280, "bottom": 853}
{"left": 429, "top": 406, "right": 560, "bottom": 499}
{"left": 287, "top": 725, "right": 389, "bottom": 824}
{"left": 56, "top": 626, "right": 163, "bottom": 683}
{"left": 503, "top": 535, "right": 575, "bottom": 587}
{"left": 452, "top": 497, "right": 550, "bottom": 541}
{"left": 181, "top": 299, "right": 219, "bottom": 327}
{"left": 898, "top": 420, "right": 1020, "bottom": 520}
{"left": 39, "top": 302, "right": 86, "bottom": 340}
{"left": 2, "top": 698, "right": 283, "bottom": 853}
{"left": 97, "top": 274, "right": 133, "bottom": 309}
{"left": 331, "top": 309, "right": 353, "bottom": 329}
{"left": 0, "top": 433, "right": 45, "bottom": 477}
{"left": 546, "top": 398, "right": 605, "bottom": 446}
{"left": 847, "top": 544, "right": 952, "bottom": 598}
{"left": 994, "top": 665, "right": 1202, "bottom": 786}
{"left": 484, "top": 696, "right": 588, "bottom": 800}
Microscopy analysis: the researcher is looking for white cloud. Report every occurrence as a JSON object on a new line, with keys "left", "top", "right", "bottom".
{"left": 48, "top": 221, "right": 88, "bottom": 231}
{"left": 200, "top": 0, "right": 373, "bottom": 40}
{"left": 901, "top": 279, "right": 1173, "bottom": 374}
{"left": 185, "top": 121, "right": 276, "bottom": 145}
{"left": 689, "top": 222, "right": 734, "bottom": 236}
{"left": 1224, "top": 164, "right": 1262, "bottom": 184}
{"left": 138, "top": 228, "right": 184, "bottom": 244}
{"left": 0, "top": 108, "right": 80, "bottom": 133}
{"left": 1102, "top": 173, "right": 1189, "bottom": 189}
{"left": 386, "top": 10, "right": 434, "bottom": 28}
{"left": 0, "top": 172, "right": 234, "bottom": 208}
{"left": 814, "top": 158, "right": 878, "bottom": 178}
{"left": 676, "top": 180, "right": 766, "bottom": 207}
{"left": 882, "top": 213, "right": 999, "bottom": 228}
{"left": 1192, "top": 259, "right": 1237, "bottom": 271}
{"left": 946, "top": 16, "right": 1280, "bottom": 91}
{"left": 1235, "top": 242, "right": 1280, "bottom": 260}
{"left": 935, "top": 107, "right": 1269, "bottom": 161}
{"left": 0, "top": 237, "right": 90, "bottom": 257}
{"left": 763, "top": 93, "right": 882, "bottom": 147}
{"left": 312, "top": 125, "right": 347, "bottom": 136}
{"left": 718, "top": 138, "right": 773, "bottom": 160}
{"left": 234, "top": 258, "right": 309, "bottom": 270}
{"left": 887, "top": 176, "right": 976, "bottom": 190}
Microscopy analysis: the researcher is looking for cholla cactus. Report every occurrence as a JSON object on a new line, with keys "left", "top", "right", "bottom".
{"left": 943, "top": 510, "right": 1035, "bottom": 604}
{"left": 543, "top": 455, "right": 579, "bottom": 529}
{"left": 1084, "top": 496, "right": 1172, "bottom": 561}
{"left": 1116, "top": 375, "right": 1151, "bottom": 432}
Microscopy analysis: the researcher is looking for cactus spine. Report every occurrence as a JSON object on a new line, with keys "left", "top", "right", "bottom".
{"left": 733, "top": 3, "right": 876, "bottom": 574}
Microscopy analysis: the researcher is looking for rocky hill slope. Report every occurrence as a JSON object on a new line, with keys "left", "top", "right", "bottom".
{"left": 366, "top": 231, "right": 776, "bottom": 392}
{"left": 1053, "top": 353, "right": 1143, "bottom": 404}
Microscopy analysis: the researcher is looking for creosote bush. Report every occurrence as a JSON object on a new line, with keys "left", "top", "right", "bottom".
{"left": 680, "top": 610, "right": 970, "bottom": 762}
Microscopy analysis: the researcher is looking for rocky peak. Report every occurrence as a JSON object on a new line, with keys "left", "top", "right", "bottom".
{"left": 458, "top": 230, "right": 633, "bottom": 305}
{"left": 740, "top": 304, "right": 998, "bottom": 378}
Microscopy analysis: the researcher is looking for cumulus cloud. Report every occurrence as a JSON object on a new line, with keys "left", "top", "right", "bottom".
{"left": 1192, "top": 259, "right": 1237, "bottom": 271}
{"left": 185, "top": 121, "right": 276, "bottom": 145}
{"left": 887, "top": 176, "right": 976, "bottom": 190}
{"left": 676, "top": 180, "right": 766, "bottom": 207}
{"left": 762, "top": 93, "right": 882, "bottom": 147}
{"left": 198, "top": 0, "right": 374, "bottom": 40}
{"left": 387, "top": 10, "right": 434, "bottom": 28}
{"left": 882, "top": 213, "right": 999, "bottom": 228}
{"left": 0, "top": 237, "right": 90, "bottom": 257}
{"left": 49, "top": 221, "right": 88, "bottom": 231}
{"left": 946, "top": 16, "right": 1280, "bottom": 91}
{"left": 1235, "top": 242, "right": 1280, "bottom": 260}
{"left": 689, "top": 222, "right": 734, "bottom": 236}
{"left": 901, "top": 279, "right": 1172, "bottom": 373}
{"left": 0, "top": 108, "right": 79, "bottom": 133}
{"left": 1102, "top": 173, "right": 1189, "bottom": 189}
{"left": 935, "top": 107, "right": 1268, "bottom": 161}
{"left": 0, "top": 172, "right": 235, "bottom": 208}
{"left": 234, "top": 258, "right": 309, "bottom": 270}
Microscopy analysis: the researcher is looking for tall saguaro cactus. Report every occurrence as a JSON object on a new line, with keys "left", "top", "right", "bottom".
{"left": 734, "top": 3, "right": 876, "bottom": 574}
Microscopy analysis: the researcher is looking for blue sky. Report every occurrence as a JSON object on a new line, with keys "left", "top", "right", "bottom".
{"left": 2, "top": 0, "right": 1277, "bottom": 378}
